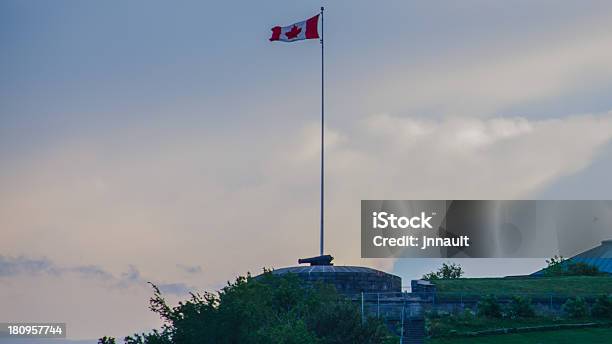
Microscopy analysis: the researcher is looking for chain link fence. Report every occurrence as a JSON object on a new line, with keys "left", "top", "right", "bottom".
{"left": 350, "top": 290, "right": 610, "bottom": 343}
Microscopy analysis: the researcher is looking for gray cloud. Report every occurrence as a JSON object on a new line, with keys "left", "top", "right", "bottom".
{"left": 0, "top": 255, "right": 117, "bottom": 282}
{"left": 157, "top": 282, "right": 192, "bottom": 295}
{"left": 176, "top": 264, "right": 203, "bottom": 275}
{"left": 70, "top": 265, "right": 115, "bottom": 280}
{"left": 119, "top": 265, "right": 141, "bottom": 285}
{"left": 0, "top": 255, "right": 59, "bottom": 277}
{"left": 0, "top": 255, "right": 191, "bottom": 296}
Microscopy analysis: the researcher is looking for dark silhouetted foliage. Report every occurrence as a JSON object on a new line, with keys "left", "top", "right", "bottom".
{"left": 591, "top": 294, "right": 612, "bottom": 319}
{"left": 423, "top": 262, "right": 464, "bottom": 280}
{"left": 507, "top": 295, "right": 535, "bottom": 318}
{"left": 102, "top": 271, "right": 394, "bottom": 344}
{"left": 98, "top": 337, "right": 116, "bottom": 344}
{"left": 543, "top": 256, "right": 601, "bottom": 276}
{"left": 567, "top": 262, "right": 601, "bottom": 276}
{"left": 477, "top": 295, "right": 502, "bottom": 318}
{"left": 563, "top": 297, "right": 588, "bottom": 318}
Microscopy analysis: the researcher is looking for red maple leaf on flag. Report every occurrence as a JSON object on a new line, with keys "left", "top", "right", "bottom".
{"left": 285, "top": 25, "right": 302, "bottom": 39}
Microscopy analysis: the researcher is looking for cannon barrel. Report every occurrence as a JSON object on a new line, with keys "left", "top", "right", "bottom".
{"left": 298, "top": 254, "right": 334, "bottom": 266}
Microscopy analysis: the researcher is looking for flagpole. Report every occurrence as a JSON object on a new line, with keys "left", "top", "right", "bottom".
{"left": 319, "top": 6, "right": 325, "bottom": 256}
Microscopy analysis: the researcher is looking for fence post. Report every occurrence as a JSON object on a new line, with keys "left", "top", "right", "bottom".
{"left": 377, "top": 293, "right": 380, "bottom": 318}
{"left": 361, "top": 292, "right": 365, "bottom": 325}
{"left": 550, "top": 294, "right": 553, "bottom": 313}
{"left": 400, "top": 300, "right": 405, "bottom": 344}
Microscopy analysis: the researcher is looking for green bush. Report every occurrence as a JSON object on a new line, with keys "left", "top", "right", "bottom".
{"left": 459, "top": 308, "right": 476, "bottom": 319}
{"left": 567, "top": 262, "right": 601, "bottom": 276}
{"left": 543, "top": 256, "right": 601, "bottom": 276}
{"left": 507, "top": 296, "right": 535, "bottom": 318}
{"left": 543, "top": 256, "right": 566, "bottom": 276}
{"left": 425, "top": 309, "right": 443, "bottom": 319}
{"left": 423, "top": 262, "right": 464, "bottom": 280}
{"left": 591, "top": 294, "right": 612, "bottom": 319}
{"left": 562, "top": 297, "right": 588, "bottom": 318}
{"left": 103, "top": 272, "right": 394, "bottom": 344}
{"left": 477, "top": 295, "right": 502, "bottom": 318}
{"left": 98, "top": 337, "right": 116, "bottom": 344}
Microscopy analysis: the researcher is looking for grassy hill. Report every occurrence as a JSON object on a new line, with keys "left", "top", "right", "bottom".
{"left": 431, "top": 276, "right": 612, "bottom": 296}
{"left": 428, "top": 326, "right": 612, "bottom": 343}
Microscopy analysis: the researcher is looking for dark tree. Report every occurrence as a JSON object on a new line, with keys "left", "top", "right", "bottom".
{"left": 102, "top": 271, "right": 394, "bottom": 344}
{"left": 423, "top": 262, "right": 464, "bottom": 280}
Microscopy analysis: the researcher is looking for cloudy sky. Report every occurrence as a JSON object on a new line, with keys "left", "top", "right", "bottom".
{"left": 3, "top": 0, "right": 612, "bottom": 341}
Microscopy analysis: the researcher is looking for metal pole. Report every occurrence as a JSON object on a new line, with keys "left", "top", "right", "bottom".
{"left": 400, "top": 300, "right": 405, "bottom": 343}
{"left": 319, "top": 6, "right": 325, "bottom": 256}
{"left": 377, "top": 293, "right": 380, "bottom": 318}
{"left": 550, "top": 294, "right": 553, "bottom": 313}
{"left": 361, "top": 292, "right": 365, "bottom": 325}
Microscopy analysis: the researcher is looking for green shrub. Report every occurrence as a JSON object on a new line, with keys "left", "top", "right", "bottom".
{"left": 423, "top": 262, "right": 464, "bottom": 280}
{"left": 507, "top": 296, "right": 535, "bottom": 318}
{"left": 105, "top": 272, "right": 393, "bottom": 344}
{"left": 459, "top": 308, "right": 476, "bottom": 319}
{"left": 425, "top": 320, "right": 444, "bottom": 337}
{"left": 425, "top": 309, "right": 445, "bottom": 319}
{"left": 543, "top": 256, "right": 601, "bottom": 276}
{"left": 567, "top": 262, "right": 601, "bottom": 276}
{"left": 98, "top": 337, "right": 116, "bottom": 344}
{"left": 591, "top": 294, "right": 612, "bottom": 319}
{"left": 477, "top": 295, "right": 502, "bottom": 318}
{"left": 543, "top": 255, "right": 566, "bottom": 276}
{"left": 562, "top": 297, "right": 588, "bottom": 318}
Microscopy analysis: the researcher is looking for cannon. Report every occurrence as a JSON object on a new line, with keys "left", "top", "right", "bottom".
{"left": 298, "top": 254, "right": 334, "bottom": 266}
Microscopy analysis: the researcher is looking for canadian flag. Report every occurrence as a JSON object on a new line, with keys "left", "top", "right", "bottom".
{"left": 270, "top": 14, "right": 320, "bottom": 42}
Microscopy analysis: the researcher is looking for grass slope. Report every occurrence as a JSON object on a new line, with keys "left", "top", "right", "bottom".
{"left": 428, "top": 327, "right": 612, "bottom": 344}
{"left": 427, "top": 317, "right": 607, "bottom": 337}
{"left": 432, "top": 276, "right": 612, "bottom": 296}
